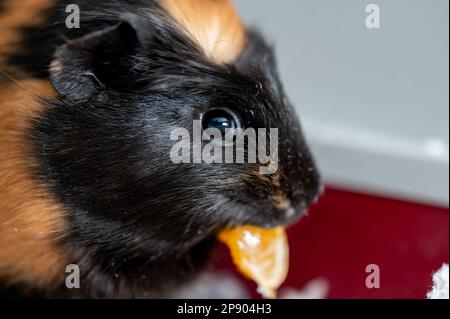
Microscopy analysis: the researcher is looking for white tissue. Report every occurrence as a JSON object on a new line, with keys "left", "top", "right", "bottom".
{"left": 427, "top": 264, "right": 449, "bottom": 299}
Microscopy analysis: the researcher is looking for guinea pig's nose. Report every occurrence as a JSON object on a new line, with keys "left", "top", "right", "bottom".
{"left": 287, "top": 177, "right": 323, "bottom": 213}
{"left": 271, "top": 196, "right": 303, "bottom": 224}
{"left": 285, "top": 205, "right": 296, "bottom": 218}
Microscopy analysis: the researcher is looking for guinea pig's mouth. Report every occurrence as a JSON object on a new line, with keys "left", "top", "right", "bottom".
{"left": 222, "top": 197, "right": 312, "bottom": 230}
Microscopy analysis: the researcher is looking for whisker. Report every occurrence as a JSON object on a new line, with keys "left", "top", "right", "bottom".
{"left": 0, "top": 69, "right": 44, "bottom": 98}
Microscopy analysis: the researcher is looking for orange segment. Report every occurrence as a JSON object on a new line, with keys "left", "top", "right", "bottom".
{"left": 218, "top": 226, "right": 289, "bottom": 299}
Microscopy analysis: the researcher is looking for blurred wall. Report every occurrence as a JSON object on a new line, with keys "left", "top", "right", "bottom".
{"left": 235, "top": 0, "right": 449, "bottom": 206}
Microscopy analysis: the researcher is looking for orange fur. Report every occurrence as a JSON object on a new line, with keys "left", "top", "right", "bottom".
{"left": 0, "top": 80, "right": 68, "bottom": 288}
{"left": 0, "top": 0, "right": 55, "bottom": 72}
{"left": 160, "top": 0, "right": 247, "bottom": 63}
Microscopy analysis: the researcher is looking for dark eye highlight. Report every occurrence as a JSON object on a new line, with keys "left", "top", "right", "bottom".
{"left": 202, "top": 108, "right": 241, "bottom": 135}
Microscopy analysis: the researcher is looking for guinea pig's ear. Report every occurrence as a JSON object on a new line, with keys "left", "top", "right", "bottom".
{"left": 236, "top": 30, "right": 284, "bottom": 98}
{"left": 50, "top": 13, "right": 153, "bottom": 102}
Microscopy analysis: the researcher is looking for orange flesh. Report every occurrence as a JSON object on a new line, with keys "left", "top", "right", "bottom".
{"left": 218, "top": 226, "right": 289, "bottom": 299}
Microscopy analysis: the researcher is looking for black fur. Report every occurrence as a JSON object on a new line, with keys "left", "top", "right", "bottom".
{"left": 6, "top": 0, "right": 320, "bottom": 298}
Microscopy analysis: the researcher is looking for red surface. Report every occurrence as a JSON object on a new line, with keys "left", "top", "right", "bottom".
{"left": 213, "top": 187, "right": 449, "bottom": 299}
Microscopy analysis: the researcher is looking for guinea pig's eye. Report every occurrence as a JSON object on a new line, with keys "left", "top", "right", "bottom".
{"left": 202, "top": 108, "right": 241, "bottom": 135}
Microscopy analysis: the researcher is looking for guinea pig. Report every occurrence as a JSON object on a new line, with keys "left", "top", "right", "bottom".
{"left": 0, "top": 0, "right": 321, "bottom": 298}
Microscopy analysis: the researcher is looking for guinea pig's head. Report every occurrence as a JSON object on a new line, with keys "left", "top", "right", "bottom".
{"left": 36, "top": 12, "right": 320, "bottom": 260}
